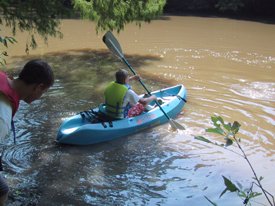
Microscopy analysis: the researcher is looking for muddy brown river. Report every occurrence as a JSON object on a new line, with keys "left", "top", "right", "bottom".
{"left": 1, "top": 16, "right": 275, "bottom": 205}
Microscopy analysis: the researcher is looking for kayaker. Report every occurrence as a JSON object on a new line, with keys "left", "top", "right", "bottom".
{"left": 104, "top": 69, "right": 157, "bottom": 119}
{"left": 0, "top": 59, "right": 54, "bottom": 205}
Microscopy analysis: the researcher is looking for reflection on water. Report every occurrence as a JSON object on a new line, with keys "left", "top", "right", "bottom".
{"left": 1, "top": 16, "right": 275, "bottom": 205}
{"left": 231, "top": 81, "right": 275, "bottom": 101}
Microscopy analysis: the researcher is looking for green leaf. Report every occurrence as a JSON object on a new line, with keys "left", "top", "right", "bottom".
{"left": 206, "top": 128, "right": 225, "bottom": 135}
{"left": 225, "top": 138, "right": 233, "bottom": 147}
{"left": 25, "top": 43, "right": 29, "bottom": 54}
{"left": 238, "top": 191, "right": 247, "bottom": 198}
{"left": 2, "top": 51, "right": 8, "bottom": 56}
{"left": 231, "top": 121, "right": 241, "bottom": 134}
{"left": 0, "top": 58, "right": 7, "bottom": 66}
{"left": 195, "top": 136, "right": 213, "bottom": 144}
{"left": 204, "top": 196, "right": 218, "bottom": 206}
{"left": 249, "top": 192, "right": 262, "bottom": 198}
{"left": 219, "top": 188, "right": 228, "bottom": 198}
{"left": 222, "top": 176, "right": 239, "bottom": 192}
{"left": 211, "top": 115, "right": 224, "bottom": 127}
{"left": 30, "top": 35, "right": 37, "bottom": 49}
{"left": 3, "top": 39, "right": 8, "bottom": 47}
{"left": 223, "top": 123, "right": 231, "bottom": 132}
{"left": 215, "top": 142, "right": 225, "bottom": 147}
{"left": 6, "top": 37, "right": 17, "bottom": 44}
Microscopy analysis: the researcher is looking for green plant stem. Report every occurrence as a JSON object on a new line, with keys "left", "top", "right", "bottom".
{"left": 222, "top": 145, "right": 244, "bottom": 158}
{"left": 233, "top": 135, "right": 274, "bottom": 206}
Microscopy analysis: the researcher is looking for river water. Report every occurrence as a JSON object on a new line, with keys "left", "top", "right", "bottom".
{"left": 1, "top": 16, "right": 275, "bottom": 205}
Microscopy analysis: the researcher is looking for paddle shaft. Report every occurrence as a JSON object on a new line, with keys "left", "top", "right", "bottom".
{"left": 121, "top": 57, "right": 172, "bottom": 121}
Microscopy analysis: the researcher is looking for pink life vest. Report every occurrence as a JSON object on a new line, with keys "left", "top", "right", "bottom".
{"left": 0, "top": 71, "right": 20, "bottom": 117}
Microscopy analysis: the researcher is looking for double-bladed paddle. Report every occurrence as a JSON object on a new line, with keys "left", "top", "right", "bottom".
{"left": 102, "top": 31, "right": 185, "bottom": 130}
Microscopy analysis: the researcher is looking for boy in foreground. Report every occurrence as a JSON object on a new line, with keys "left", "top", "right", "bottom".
{"left": 0, "top": 59, "right": 54, "bottom": 205}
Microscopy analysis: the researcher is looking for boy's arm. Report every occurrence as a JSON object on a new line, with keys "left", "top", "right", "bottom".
{"left": 128, "top": 75, "right": 140, "bottom": 82}
{"left": 139, "top": 95, "right": 157, "bottom": 105}
{"left": 0, "top": 95, "right": 13, "bottom": 141}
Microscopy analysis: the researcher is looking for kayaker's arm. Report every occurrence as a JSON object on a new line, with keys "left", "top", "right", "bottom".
{"left": 128, "top": 75, "right": 140, "bottom": 82}
{"left": 139, "top": 95, "right": 157, "bottom": 105}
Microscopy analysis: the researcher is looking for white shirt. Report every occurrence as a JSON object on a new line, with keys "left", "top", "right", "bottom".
{"left": 0, "top": 94, "right": 12, "bottom": 141}
{"left": 123, "top": 89, "right": 140, "bottom": 107}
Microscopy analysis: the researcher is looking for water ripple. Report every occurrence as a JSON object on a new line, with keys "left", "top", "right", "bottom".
{"left": 2, "top": 141, "right": 36, "bottom": 173}
{"left": 230, "top": 82, "right": 275, "bottom": 101}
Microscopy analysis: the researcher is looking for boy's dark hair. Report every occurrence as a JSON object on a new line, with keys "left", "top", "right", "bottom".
{"left": 18, "top": 59, "right": 54, "bottom": 87}
{"left": 115, "top": 69, "right": 128, "bottom": 84}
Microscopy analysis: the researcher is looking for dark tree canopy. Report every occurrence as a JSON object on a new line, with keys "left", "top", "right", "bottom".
{"left": 164, "top": 0, "right": 275, "bottom": 17}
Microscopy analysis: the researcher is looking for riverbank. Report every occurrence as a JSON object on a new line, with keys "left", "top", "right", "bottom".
{"left": 163, "top": 11, "right": 275, "bottom": 25}
{"left": 163, "top": 0, "right": 275, "bottom": 23}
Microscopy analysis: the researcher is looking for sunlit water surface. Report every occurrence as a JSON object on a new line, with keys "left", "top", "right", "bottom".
{"left": 1, "top": 16, "right": 275, "bottom": 205}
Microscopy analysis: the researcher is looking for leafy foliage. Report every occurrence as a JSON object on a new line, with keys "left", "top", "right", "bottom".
{"left": 195, "top": 115, "right": 241, "bottom": 148}
{"left": 73, "top": 0, "right": 166, "bottom": 32}
{"left": 220, "top": 176, "right": 239, "bottom": 198}
{"left": 0, "top": 0, "right": 71, "bottom": 64}
{"left": 0, "top": 0, "right": 166, "bottom": 64}
{"left": 205, "top": 115, "right": 240, "bottom": 147}
{"left": 195, "top": 116, "right": 274, "bottom": 205}
{"left": 215, "top": 0, "right": 245, "bottom": 12}
{"left": 0, "top": 0, "right": 69, "bottom": 50}
{"left": 0, "top": 33, "right": 17, "bottom": 66}
{"left": 165, "top": 0, "right": 275, "bottom": 16}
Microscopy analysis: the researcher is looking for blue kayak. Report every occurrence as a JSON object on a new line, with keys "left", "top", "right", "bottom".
{"left": 56, "top": 84, "right": 187, "bottom": 145}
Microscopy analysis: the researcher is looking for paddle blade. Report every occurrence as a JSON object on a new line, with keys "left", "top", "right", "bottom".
{"left": 169, "top": 119, "right": 185, "bottom": 130}
{"left": 103, "top": 31, "right": 124, "bottom": 59}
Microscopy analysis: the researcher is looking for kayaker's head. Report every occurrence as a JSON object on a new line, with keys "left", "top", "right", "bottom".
{"left": 13, "top": 59, "right": 54, "bottom": 104}
{"left": 115, "top": 69, "right": 129, "bottom": 85}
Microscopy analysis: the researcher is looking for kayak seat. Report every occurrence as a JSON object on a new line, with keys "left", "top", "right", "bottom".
{"left": 79, "top": 108, "right": 113, "bottom": 128}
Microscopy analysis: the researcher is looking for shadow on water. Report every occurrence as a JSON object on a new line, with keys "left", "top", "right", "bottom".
{"left": 3, "top": 49, "right": 179, "bottom": 205}
{"left": 7, "top": 49, "right": 169, "bottom": 104}
{"left": 26, "top": 132, "right": 171, "bottom": 205}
